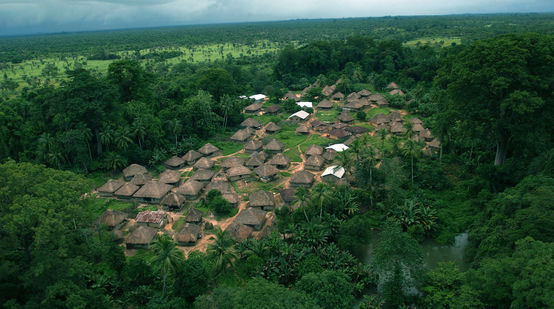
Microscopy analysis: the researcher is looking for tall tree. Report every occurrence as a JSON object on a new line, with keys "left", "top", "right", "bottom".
{"left": 149, "top": 234, "right": 184, "bottom": 298}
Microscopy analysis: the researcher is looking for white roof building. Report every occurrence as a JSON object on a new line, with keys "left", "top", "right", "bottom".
{"left": 288, "top": 110, "right": 310, "bottom": 120}
{"left": 297, "top": 101, "right": 313, "bottom": 108}
{"left": 322, "top": 165, "right": 345, "bottom": 179}
{"left": 249, "top": 94, "right": 267, "bottom": 101}
{"left": 239, "top": 95, "right": 248, "bottom": 99}
{"left": 326, "top": 144, "right": 349, "bottom": 152}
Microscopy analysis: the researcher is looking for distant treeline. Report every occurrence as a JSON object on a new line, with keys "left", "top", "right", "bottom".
{"left": 1, "top": 13, "right": 553, "bottom": 63}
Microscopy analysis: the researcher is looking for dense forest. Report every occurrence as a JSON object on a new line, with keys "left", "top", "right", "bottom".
{"left": 0, "top": 14, "right": 553, "bottom": 309}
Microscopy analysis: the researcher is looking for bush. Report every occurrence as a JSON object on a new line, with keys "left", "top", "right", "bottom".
{"left": 356, "top": 111, "right": 367, "bottom": 121}
{"left": 205, "top": 190, "right": 234, "bottom": 216}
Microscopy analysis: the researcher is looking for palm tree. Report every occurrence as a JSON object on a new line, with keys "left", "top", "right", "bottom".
{"left": 207, "top": 229, "right": 237, "bottom": 278}
{"left": 99, "top": 125, "right": 114, "bottom": 152}
{"left": 114, "top": 126, "right": 133, "bottom": 151}
{"left": 294, "top": 187, "right": 310, "bottom": 222}
{"left": 132, "top": 117, "right": 147, "bottom": 150}
{"left": 401, "top": 139, "right": 422, "bottom": 186}
{"left": 377, "top": 128, "right": 388, "bottom": 153}
{"left": 336, "top": 150, "right": 353, "bottom": 180}
{"left": 166, "top": 118, "right": 181, "bottom": 148}
{"left": 404, "top": 121, "right": 415, "bottom": 140}
{"left": 311, "top": 183, "right": 329, "bottom": 219}
{"left": 150, "top": 234, "right": 184, "bottom": 298}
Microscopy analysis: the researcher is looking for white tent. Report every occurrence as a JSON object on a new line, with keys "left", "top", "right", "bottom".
{"left": 297, "top": 101, "right": 313, "bottom": 108}
{"left": 288, "top": 110, "right": 310, "bottom": 120}
{"left": 326, "top": 144, "right": 349, "bottom": 152}
{"left": 249, "top": 94, "right": 266, "bottom": 101}
{"left": 322, "top": 165, "right": 345, "bottom": 179}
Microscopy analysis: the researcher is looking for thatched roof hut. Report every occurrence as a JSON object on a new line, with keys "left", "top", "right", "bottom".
{"left": 97, "top": 209, "right": 128, "bottom": 229}
{"left": 358, "top": 89, "right": 372, "bottom": 97}
{"left": 98, "top": 179, "right": 125, "bottom": 196}
{"left": 317, "top": 99, "right": 334, "bottom": 109}
{"left": 164, "top": 156, "right": 185, "bottom": 169}
{"left": 245, "top": 153, "right": 265, "bottom": 168}
{"left": 245, "top": 140, "right": 263, "bottom": 153}
{"left": 332, "top": 92, "right": 345, "bottom": 101}
{"left": 322, "top": 149, "right": 337, "bottom": 162}
{"left": 184, "top": 208, "right": 203, "bottom": 224}
{"left": 133, "top": 181, "right": 172, "bottom": 203}
{"left": 295, "top": 124, "right": 310, "bottom": 135}
{"left": 368, "top": 94, "right": 388, "bottom": 106}
{"left": 337, "top": 111, "right": 354, "bottom": 123}
{"left": 290, "top": 170, "right": 315, "bottom": 188}
{"left": 175, "top": 223, "right": 202, "bottom": 246}
{"left": 182, "top": 150, "right": 202, "bottom": 165}
{"left": 265, "top": 122, "right": 281, "bottom": 134}
{"left": 305, "top": 144, "right": 324, "bottom": 156}
{"left": 198, "top": 143, "right": 220, "bottom": 157}
{"left": 123, "top": 164, "right": 147, "bottom": 181}
{"left": 343, "top": 101, "right": 364, "bottom": 111}
{"left": 347, "top": 92, "right": 361, "bottom": 101}
{"left": 265, "top": 105, "right": 281, "bottom": 115}
{"left": 221, "top": 156, "right": 245, "bottom": 170}
{"left": 389, "top": 89, "right": 405, "bottom": 96}
{"left": 194, "top": 157, "right": 214, "bottom": 170}
{"left": 206, "top": 180, "right": 232, "bottom": 194}
{"left": 429, "top": 138, "right": 441, "bottom": 150}
{"left": 322, "top": 85, "right": 336, "bottom": 97}
{"left": 420, "top": 128, "right": 434, "bottom": 141}
{"left": 226, "top": 222, "right": 253, "bottom": 241}
{"left": 161, "top": 192, "right": 186, "bottom": 210}
{"left": 223, "top": 193, "right": 239, "bottom": 205}
{"left": 412, "top": 123, "right": 424, "bottom": 133}
{"left": 158, "top": 169, "right": 182, "bottom": 186}
{"left": 254, "top": 164, "right": 280, "bottom": 182}
{"left": 409, "top": 117, "right": 423, "bottom": 125}
{"left": 227, "top": 166, "right": 252, "bottom": 181}
{"left": 191, "top": 169, "right": 215, "bottom": 183}
{"left": 114, "top": 183, "right": 140, "bottom": 199}
{"left": 126, "top": 226, "right": 157, "bottom": 249}
{"left": 346, "top": 126, "right": 370, "bottom": 134}
{"left": 388, "top": 111, "right": 403, "bottom": 122}
{"left": 136, "top": 211, "right": 167, "bottom": 228}
{"left": 235, "top": 208, "right": 267, "bottom": 230}
{"left": 230, "top": 129, "right": 252, "bottom": 142}
{"left": 249, "top": 190, "right": 275, "bottom": 210}
{"left": 241, "top": 118, "right": 262, "bottom": 129}
{"left": 283, "top": 91, "right": 299, "bottom": 101}
{"left": 370, "top": 113, "right": 389, "bottom": 125}
{"left": 387, "top": 82, "right": 400, "bottom": 89}
{"left": 330, "top": 128, "right": 352, "bottom": 139}
{"left": 264, "top": 139, "right": 284, "bottom": 153}
{"left": 305, "top": 155, "right": 325, "bottom": 171}
{"left": 279, "top": 188, "right": 297, "bottom": 204}
{"left": 244, "top": 102, "right": 263, "bottom": 113}
{"left": 130, "top": 173, "right": 152, "bottom": 186}
{"left": 269, "top": 153, "right": 290, "bottom": 169}
{"left": 390, "top": 122, "right": 407, "bottom": 135}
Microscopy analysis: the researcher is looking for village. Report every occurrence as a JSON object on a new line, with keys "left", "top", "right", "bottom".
{"left": 95, "top": 80, "right": 441, "bottom": 257}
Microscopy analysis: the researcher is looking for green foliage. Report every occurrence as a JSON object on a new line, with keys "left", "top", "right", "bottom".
{"left": 423, "top": 262, "right": 483, "bottom": 309}
{"left": 282, "top": 98, "right": 301, "bottom": 113}
{"left": 173, "top": 252, "right": 209, "bottom": 302}
{"left": 205, "top": 190, "right": 235, "bottom": 216}
{"left": 296, "top": 271, "right": 355, "bottom": 309}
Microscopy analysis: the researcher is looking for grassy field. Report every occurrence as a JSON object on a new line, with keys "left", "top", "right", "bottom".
{"left": 367, "top": 107, "right": 392, "bottom": 118}
{"left": 404, "top": 37, "right": 462, "bottom": 47}
{"left": 316, "top": 109, "right": 340, "bottom": 122}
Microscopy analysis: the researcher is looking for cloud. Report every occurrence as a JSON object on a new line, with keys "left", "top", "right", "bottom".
{"left": 0, "top": 0, "right": 552, "bottom": 35}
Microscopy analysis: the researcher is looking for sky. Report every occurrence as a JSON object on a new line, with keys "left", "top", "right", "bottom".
{"left": 0, "top": 0, "right": 552, "bottom": 36}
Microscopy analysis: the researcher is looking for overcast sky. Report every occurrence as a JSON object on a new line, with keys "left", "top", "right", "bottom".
{"left": 0, "top": 0, "right": 552, "bottom": 36}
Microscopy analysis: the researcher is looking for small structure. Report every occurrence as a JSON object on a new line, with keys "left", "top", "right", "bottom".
{"left": 114, "top": 183, "right": 140, "bottom": 199}
{"left": 164, "top": 156, "right": 185, "bottom": 169}
{"left": 428, "top": 138, "right": 441, "bottom": 151}
{"left": 420, "top": 129, "right": 434, "bottom": 141}
{"left": 389, "top": 89, "right": 405, "bottom": 96}
{"left": 390, "top": 122, "right": 407, "bottom": 135}
{"left": 387, "top": 82, "right": 400, "bottom": 89}
{"left": 97, "top": 179, "right": 125, "bottom": 197}
{"left": 182, "top": 150, "right": 202, "bottom": 165}
{"left": 370, "top": 113, "right": 389, "bottom": 125}
{"left": 249, "top": 190, "right": 275, "bottom": 210}
{"left": 305, "top": 155, "right": 325, "bottom": 171}
{"left": 295, "top": 124, "right": 310, "bottom": 135}
{"left": 133, "top": 181, "right": 172, "bottom": 203}
{"left": 126, "top": 226, "right": 157, "bottom": 249}
{"left": 227, "top": 166, "right": 252, "bottom": 182}
{"left": 265, "top": 105, "right": 281, "bottom": 115}
{"left": 194, "top": 157, "right": 214, "bottom": 170}
{"left": 388, "top": 111, "right": 403, "bottom": 122}
{"left": 322, "top": 84, "right": 336, "bottom": 97}
{"left": 279, "top": 188, "right": 297, "bottom": 205}
{"left": 322, "top": 149, "right": 337, "bottom": 162}
{"left": 290, "top": 170, "right": 315, "bottom": 188}
{"left": 264, "top": 139, "right": 284, "bottom": 153}
{"left": 123, "top": 164, "right": 147, "bottom": 181}
{"left": 206, "top": 180, "right": 232, "bottom": 194}
{"left": 332, "top": 92, "right": 345, "bottom": 101}
{"left": 246, "top": 153, "right": 265, "bottom": 168}
{"left": 184, "top": 208, "right": 203, "bottom": 224}
{"left": 254, "top": 164, "right": 280, "bottom": 182}
{"left": 265, "top": 122, "right": 281, "bottom": 134}
{"left": 412, "top": 123, "right": 425, "bottom": 133}
{"left": 130, "top": 173, "right": 152, "bottom": 186}
{"left": 241, "top": 118, "right": 262, "bottom": 129}
{"left": 161, "top": 192, "right": 186, "bottom": 211}
{"left": 330, "top": 127, "right": 352, "bottom": 139}
{"left": 326, "top": 144, "right": 349, "bottom": 152}
{"left": 297, "top": 101, "right": 313, "bottom": 109}
{"left": 269, "top": 153, "right": 290, "bottom": 169}
{"left": 345, "top": 126, "right": 370, "bottom": 134}
{"left": 369, "top": 94, "right": 389, "bottom": 107}
{"left": 347, "top": 92, "right": 361, "bottom": 101}
{"left": 191, "top": 169, "right": 215, "bottom": 183}
{"left": 158, "top": 169, "right": 182, "bottom": 186}
{"left": 316, "top": 99, "right": 333, "bottom": 109}
{"left": 221, "top": 157, "right": 245, "bottom": 170}
{"left": 283, "top": 91, "right": 298, "bottom": 101}
{"left": 223, "top": 193, "right": 239, "bottom": 205}
{"left": 343, "top": 101, "right": 365, "bottom": 111}
{"left": 136, "top": 211, "right": 167, "bottom": 228}
{"left": 244, "top": 102, "right": 263, "bottom": 113}
{"left": 235, "top": 208, "right": 267, "bottom": 230}
{"left": 249, "top": 94, "right": 266, "bottom": 101}
{"left": 97, "top": 209, "right": 128, "bottom": 230}
{"left": 322, "top": 165, "right": 346, "bottom": 182}
{"left": 358, "top": 89, "right": 372, "bottom": 97}
{"left": 226, "top": 222, "right": 254, "bottom": 241}
{"left": 409, "top": 117, "right": 423, "bottom": 125}
{"left": 245, "top": 140, "right": 263, "bottom": 153}
{"left": 230, "top": 129, "right": 252, "bottom": 142}
{"left": 198, "top": 143, "right": 221, "bottom": 157}
{"left": 175, "top": 223, "right": 202, "bottom": 246}
{"left": 305, "top": 144, "right": 324, "bottom": 156}
{"left": 337, "top": 111, "right": 354, "bottom": 123}
{"left": 289, "top": 110, "right": 310, "bottom": 121}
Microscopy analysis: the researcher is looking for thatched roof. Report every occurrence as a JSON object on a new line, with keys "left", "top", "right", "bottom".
{"left": 221, "top": 157, "right": 245, "bottom": 169}
{"left": 358, "top": 89, "right": 372, "bottom": 97}
{"left": 206, "top": 180, "right": 232, "bottom": 193}
{"left": 322, "top": 149, "right": 337, "bottom": 161}
{"left": 133, "top": 181, "right": 172, "bottom": 199}
{"left": 164, "top": 156, "right": 185, "bottom": 168}
{"left": 388, "top": 111, "right": 403, "bottom": 122}
{"left": 175, "top": 223, "right": 201, "bottom": 243}
{"left": 126, "top": 226, "right": 157, "bottom": 246}
{"left": 330, "top": 128, "right": 352, "bottom": 139}
{"left": 235, "top": 208, "right": 267, "bottom": 227}
{"left": 337, "top": 111, "right": 354, "bottom": 123}
{"left": 194, "top": 157, "right": 214, "bottom": 170}
{"left": 245, "top": 140, "right": 263, "bottom": 152}
{"left": 290, "top": 170, "right": 315, "bottom": 185}
{"left": 182, "top": 150, "right": 202, "bottom": 163}
{"left": 387, "top": 82, "right": 400, "bottom": 89}
{"left": 317, "top": 99, "right": 334, "bottom": 109}
{"left": 98, "top": 179, "right": 125, "bottom": 194}
{"left": 130, "top": 173, "right": 152, "bottom": 186}
{"left": 184, "top": 208, "right": 203, "bottom": 223}
{"left": 254, "top": 163, "right": 279, "bottom": 178}
{"left": 227, "top": 166, "right": 251, "bottom": 178}
{"left": 311, "top": 120, "right": 325, "bottom": 128}
{"left": 295, "top": 124, "right": 310, "bottom": 134}
{"left": 370, "top": 113, "right": 389, "bottom": 124}
{"left": 158, "top": 169, "right": 182, "bottom": 184}
{"left": 198, "top": 143, "right": 220, "bottom": 156}
{"left": 226, "top": 222, "right": 253, "bottom": 241}
{"left": 390, "top": 122, "right": 407, "bottom": 134}
{"left": 265, "top": 105, "right": 281, "bottom": 114}
{"left": 246, "top": 153, "right": 265, "bottom": 168}
{"left": 420, "top": 128, "right": 433, "bottom": 141}
{"left": 223, "top": 193, "right": 239, "bottom": 205}
{"left": 241, "top": 118, "right": 262, "bottom": 129}
{"left": 123, "top": 164, "right": 147, "bottom": 179}
{"left": 429, "top": 138, "right": 441, "bottom": 149}
{"left": 249, "top": 190, "right": 275, "bottom": 207}
{"left": 345, "top": 126, "right": 370, "bottom": 134}
{"left": 343, "top": 101, "right": 364, "bottom": 110}
{"left": 368, "top": 93, "right": 386, "bottom": 102}
{"left": 230, "top": 129, "right": 252, "bottom": 142}
{"left": 283, "top": 91, "right": 298, "bottom": 101}
{"left": 265, "top": 122, "right": 281, "bottom": 133}
{"left": 305, "top": 155, "right": 325, "bottom": 169}
{"left": 344, "top": 135, "right": 358, "bottom": 146}
{"left": 412, "top": 123, "right": 424, "bottom": 132}
{"left": 304, "top": 144, "right": 323, "bottom": 156}
{"left": 389, "top": 89, "right": 405, "bottom": 96}
{"left": 265, "top": 139, "right": 284, "bottom": 152}
{"left": 322, "top": 84, "right": 336, "bottom": 97}
{"left": 332, "top": 92, "right": 345, "bottom": 100}
{"left": 347, "top": 92, "right": 360, "bottom": 101}
{"left": 97, "top": 209, "right": 127, "bottom": 228}
{"left": 191, "top": 169, "right": 215, "bottom": 182}
{"left": 136, "top": 211, "right": 166, "bottom": 224}
{"left": 269, "top": 153, "right": 290, "bottom": 167}
{"left": 279, "top": 188, "right": 297, "bottom": 203}
{"left": 244, "top": 102, "right": 263, "bottom": 112}
{"left": 115, "top": 183, "right": 140, "bottom": 197}
{"left": 161, "top": 192, "right": 186, "bottom": 207}
{"left": 409, "top": 117, "right": 423, "bottom": 125}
